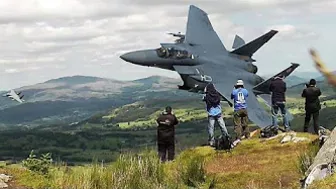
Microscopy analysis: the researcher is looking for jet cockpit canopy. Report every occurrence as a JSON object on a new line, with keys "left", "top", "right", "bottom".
{"left": 155, "top": 47, "right": 194, "bottom": 59}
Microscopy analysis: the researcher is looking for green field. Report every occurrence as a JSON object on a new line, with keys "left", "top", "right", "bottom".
{"left": 3, "top": 131, "right": 336, "bottom": 189}
{"left": 1, "top": 95, "right": 336, "bottom": 164}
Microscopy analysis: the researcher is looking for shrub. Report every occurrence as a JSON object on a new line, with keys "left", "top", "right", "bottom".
{"left": 297, "top": 140, "right": 320, "bottom": 175}
{"left": 22, "top": 150, "right": 53, "bottom": 175}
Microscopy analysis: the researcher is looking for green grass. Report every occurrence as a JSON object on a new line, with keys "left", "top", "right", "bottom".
{"left": 310, "top": 174, "right": 336, "bottom": 189}
{"left": 97, "top": 95, "right": 336, "bottom": 130}
{"left": 113, "top": 107, "right": 233, "bottom": 129}
{"left": 1, "top": 131, "right": 323, "bottom": 189}
{"left": 1, "top": 150, "right": 213, "bottom": 189}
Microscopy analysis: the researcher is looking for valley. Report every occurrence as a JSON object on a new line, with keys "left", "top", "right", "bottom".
{"left": 0, "top": 72, "right": 335, "bottom": 164}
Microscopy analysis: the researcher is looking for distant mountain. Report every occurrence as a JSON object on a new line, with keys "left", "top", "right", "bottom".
{"left": 262, "top": 71, "right": 328, "bottom": 87}
{"left": 0, "top": 75, "right": 190, "bottom": 126}
{"left": 293, "top": 71, "right": 322, "bottom": 80}
{"left": 315, "top": 71, "right": 336, "bottom": 82}
{"left": 261, "top": 74, "right": 307, "bottom": 87}
{"left": 1, "top": 71, "right": 334, "bottom": 127}
{"left": 287, "top": 80, "right": 336, "bottom": 97}
{"left": 284, "top": 75, "right": 307, "bottom": 87}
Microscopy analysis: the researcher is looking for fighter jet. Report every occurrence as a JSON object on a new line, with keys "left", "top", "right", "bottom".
{"left": 120, "top": 5, "right": 300, "bottom": 128}
{"left": 2, "top": 89, "right": 25, "bottom": 103}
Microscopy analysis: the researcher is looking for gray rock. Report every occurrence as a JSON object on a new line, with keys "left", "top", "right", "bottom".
{"left": 0, "top": 174, "right": 10, "bottom": 183}
{"left": 280, "top": 132, "right": 308, "bottom": 144}
{"left": 0, "top": 174, "right": 11, "bottom": 188}
{"left": 0, "top": 183, "right": 8, "bottom": 188}
{"left": 0, "top": 180, "right": 8, "bottom": 188}
{"left": 302, "top": 126, "right": 336, "bottom": 188}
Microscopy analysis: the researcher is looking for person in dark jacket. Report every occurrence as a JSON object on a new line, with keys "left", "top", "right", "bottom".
{"left": 269, "top": 75, "right": 290, "bottom": 131}
{"left": 156, "top": 106, "right": 179, "bottom": 162}
{"left": 302, "top": 79, "right": 321, "bottom": 134}
{"left": 202, "top": 83, "right": 229, "bottom": 146}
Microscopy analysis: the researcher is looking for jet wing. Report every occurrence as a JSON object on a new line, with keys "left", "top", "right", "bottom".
{"left": 253, "top": 63, "right": 300, "bottom": 94}
{"left": 244, "top": 90, "right": 272, "bottom": 127}
{"left": 258, "top": 94, "right": 294, "bottom": 121}
{"left": 196, "top": 64, "right": 272, "bottom": 128}
{"left": 185, "top": 5, "right": 226, "bottom": 55}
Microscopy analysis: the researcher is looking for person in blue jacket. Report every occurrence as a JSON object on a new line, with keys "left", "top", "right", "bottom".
{"left": 203, "top": 83, "right": 229, "bottom": 146}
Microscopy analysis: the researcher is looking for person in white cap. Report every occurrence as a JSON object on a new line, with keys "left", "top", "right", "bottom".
{"left": 231, "top": 79, "right": 249, "bottom": 142}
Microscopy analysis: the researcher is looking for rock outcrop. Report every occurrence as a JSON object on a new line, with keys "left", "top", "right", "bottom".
{"left": 303, "top": 127, "right": 336, "bottom": 188}
{"left": 0, "top": 174, "right": 11, "bottom": 188}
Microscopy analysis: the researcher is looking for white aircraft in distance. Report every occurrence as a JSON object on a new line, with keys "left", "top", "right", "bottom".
{"left": 2, "top": 89, "right": 25, "bottom": 103}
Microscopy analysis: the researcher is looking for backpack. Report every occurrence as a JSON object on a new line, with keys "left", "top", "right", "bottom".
{"left": 215, "top": 135, "right": 233, "bottom": 151}
{"left": 260, "top": 125, "right": 278, "bottom": 138}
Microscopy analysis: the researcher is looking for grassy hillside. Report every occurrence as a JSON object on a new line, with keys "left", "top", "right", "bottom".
{"left": 1, "top": 89, "right": 335, "bottom": 163}
{"left": 287, "top": 80, "right": 336, "bottom": 97}
{"left": 0, "top": 71, "right": 332, "bottom": 127}
{"left": 2, "top": 131, "right": 329, "bottom": 189}
{"left": 98, "top": 98, "right": 233, "bottom": 129}
{"left": 0, "top": 75, "right": 194, "bottom": 126}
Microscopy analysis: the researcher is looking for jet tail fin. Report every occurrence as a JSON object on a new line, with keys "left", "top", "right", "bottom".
{"left": 232, "top": 35, "right": 245, "bottom": 49}
{"left": 185, "top": 5, "right": 227, "bottom": 54}
{"left": 230, "top": 30, "right": 278, "bottom": 57}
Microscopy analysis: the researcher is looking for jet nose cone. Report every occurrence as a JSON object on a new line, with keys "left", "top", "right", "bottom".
{"left": 119, "top": 51, "right": 146, "bottom": 64}
{"left": 119, "top": 52, "right": 131, "bottom": 61}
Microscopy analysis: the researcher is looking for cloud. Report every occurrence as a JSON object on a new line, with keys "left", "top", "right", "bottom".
{"left": 4, "top": 66, "right": 41, "bottom": 74}
{"left": 266, "top": 24, "right": 319, "bottom": 40}
{"left": 0, "top": 56, "right": 65, "bottom": 65}
{"left": 0, "top": 0, "right": 335, "bottom": 90}
{"left": 0, "top": 0, "right": 141, "bottom": 24}
{"left": 4, "top": 69, "right": 19, "bottom": 73}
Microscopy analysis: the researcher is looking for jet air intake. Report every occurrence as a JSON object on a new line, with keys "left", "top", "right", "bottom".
{"left": 246, "top": 63, "right": 258, "bottom": 74}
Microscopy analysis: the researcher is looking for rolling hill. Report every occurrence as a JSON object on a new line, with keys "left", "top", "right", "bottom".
{"left": 0, "top": 70, "right": 333, "bottom": 127}
{"left": 0, "top": 75, "right": 195, "bottom": 126}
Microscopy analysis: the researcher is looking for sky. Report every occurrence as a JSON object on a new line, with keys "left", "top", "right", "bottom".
{"left": 0, "top": 0, "right": 335, "bottom": 90}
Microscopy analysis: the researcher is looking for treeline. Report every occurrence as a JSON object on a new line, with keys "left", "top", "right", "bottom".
{"left": 0, "top": 119, "right": 217, "bottom": 164}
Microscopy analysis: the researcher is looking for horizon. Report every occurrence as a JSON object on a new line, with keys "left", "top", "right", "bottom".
{"left": 1, "top": 1, "right": 335, "bottom": 90}
{"left": 0, "top": 70, "right": 325, "bottom": 91}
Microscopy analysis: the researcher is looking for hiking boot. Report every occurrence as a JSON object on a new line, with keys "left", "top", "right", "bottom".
{"left": 232, "top": 139, "right": 241, "bottom": 147}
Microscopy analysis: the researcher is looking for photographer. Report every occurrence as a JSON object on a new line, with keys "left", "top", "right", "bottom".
{"left": 301, "top": 79, "right": 322, "bottom": 134}
{"left": 269, "top": 74, "right": 290, "bottom": 131}
{"left": 156, "top": 106, "right": 179, "bottom": 162}
{"left": 231, "top": 80, "right": 249, "bottom": 141}
{"left": 203, "top": 83, "right": 229, "bottom": 146}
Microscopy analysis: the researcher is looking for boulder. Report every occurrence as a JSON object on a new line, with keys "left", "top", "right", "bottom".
{"left": 0, "top": 174, "right": 10, "bottom": 188}
{"left": 302, "top": 126, "right": 336, "bottom": 188}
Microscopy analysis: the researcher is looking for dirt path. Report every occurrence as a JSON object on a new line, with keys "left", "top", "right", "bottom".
{"left": 5, "top": 181, "right": 28, "bottom": 189}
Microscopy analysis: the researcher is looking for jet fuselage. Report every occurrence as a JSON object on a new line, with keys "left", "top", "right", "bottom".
{"left": 120, "top": 44, "right": 263, "bottom": 93}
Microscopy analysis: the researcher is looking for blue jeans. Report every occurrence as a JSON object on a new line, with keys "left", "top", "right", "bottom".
{"left": 271, "top": 102, "right": 289, "bottom": 129}
{"left": 208, "top": 115, "right": 229, "bottom": 145}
